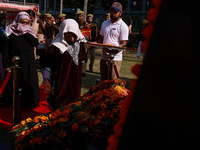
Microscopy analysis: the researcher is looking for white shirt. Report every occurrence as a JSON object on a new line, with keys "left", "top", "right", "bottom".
{"left": 100, "top": 18, "right": 129, "bottom": 61}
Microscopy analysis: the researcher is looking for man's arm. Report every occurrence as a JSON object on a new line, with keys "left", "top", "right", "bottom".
{"left": 120, "top": 40, "right": 127, "bottom": 48}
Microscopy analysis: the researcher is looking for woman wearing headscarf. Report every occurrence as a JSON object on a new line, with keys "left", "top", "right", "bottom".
{"left": 43, "top": 19, "right": 86, "bottom": 109}
{"left": 2, "top": 11, "right": 39, "bottom": 108}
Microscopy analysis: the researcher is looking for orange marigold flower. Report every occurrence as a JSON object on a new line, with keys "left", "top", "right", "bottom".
{"left": 12, "top": 125, "right": 19, "bottom": 130}
{"left": 25, "top": 129, "right": 31, "bottom": 136}
{"left": 51, "top": 113, "right": 57, "bottom": 120}
{"left": 48, "top": 114, "right": 52, "bottom": 119}
{"left": 100, "top": 103, "right": 107, "bottom": 109}
{"left": 64, "top": 117, "right": 69, "bottom": 122}
{"left": 59, "top": 117, "right": 65, "bottom": 122}
{"left": 34, "top": 116, "right": 40, "bottom": 123}
{"left": 94, "top": 97, "right": 99, "bottom": 102}
{"left": 53, "top": 119, "right": 59, "bottom": 126}
{"left": 62, "top": 109, "right": 70, "bottom": 117}
{"left": 20, "top": 131, "right": 26, "bottom": 138}
{"left": 49, "top": 121, "right": 53, "bottom": 127}
{"left": 54, "top": 109, "right": 62, "bottom": 116}
{"left": 40, "top": 116, "right": 49, "bottom": 122}
{"left": 33, "top": 125, "right": 42, "bottom": 131}
{"left": 20, "top": 120, "right": 26, "bottom": 126}
{"left": 71, "top": 123, "right": 79, "bottom": 131}
{"left": 34, "top": 137, "right": 43, "bottom": 145}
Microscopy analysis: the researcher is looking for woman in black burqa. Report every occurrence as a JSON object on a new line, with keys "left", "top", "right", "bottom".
{"left": 3, "top": 11, "right": 39, "bottom": 108}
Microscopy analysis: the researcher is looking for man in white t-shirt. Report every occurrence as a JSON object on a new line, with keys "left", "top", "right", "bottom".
{"left": 98, "top": 2, "right": 129, "bottom": 81}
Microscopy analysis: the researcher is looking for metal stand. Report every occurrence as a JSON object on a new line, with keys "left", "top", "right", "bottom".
{"left": 107, "top": 52, "right": 120, "bottom": 80}
{"left": 12, "top": 56, "right": 21, "bottom": 125}
{"left": 108, "top": 54, "right": 115, "bottom": 80}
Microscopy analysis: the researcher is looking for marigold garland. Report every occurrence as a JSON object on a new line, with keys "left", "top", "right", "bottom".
{"left": 11, "top": 78, "right": 128, "bottom": 150}
{"left": 107, "top": 0, "right": 163, "bottom": 149}
{"left": 141, "top": 0, "right": 162, "bottom": 53}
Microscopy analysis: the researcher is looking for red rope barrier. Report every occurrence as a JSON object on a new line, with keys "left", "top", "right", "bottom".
{"left": 0, "top": 71, "right": 12, "bottom": 95}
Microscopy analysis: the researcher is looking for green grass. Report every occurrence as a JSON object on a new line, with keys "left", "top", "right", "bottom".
{"left": 81, "top": 49, "right": 143, "bottom": 95}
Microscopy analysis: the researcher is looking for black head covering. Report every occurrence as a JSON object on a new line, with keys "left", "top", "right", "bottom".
{"left": 118, "top": 0, "right": 200, "bottom": 149}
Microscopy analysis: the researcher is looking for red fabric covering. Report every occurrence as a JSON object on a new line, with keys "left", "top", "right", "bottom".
{"left": 0, "top": 88, "right": 52, "bottom": 130}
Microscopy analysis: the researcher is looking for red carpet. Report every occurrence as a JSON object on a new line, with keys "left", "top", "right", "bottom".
{"left": 0, "top": 87, "right": 52, "bottom": 130}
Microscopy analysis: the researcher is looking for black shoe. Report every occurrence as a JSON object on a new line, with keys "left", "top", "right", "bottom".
{"left": 89, "top": 66, "right": 93, "bottom": 72}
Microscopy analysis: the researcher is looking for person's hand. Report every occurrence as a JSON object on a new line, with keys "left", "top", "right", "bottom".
{"left": 104, "top": 48, "right": 120, "bottom": 54}
{"left": 5, "top": 68, "right": 10, "bottom": 71}
{"left": 89, "top": 41, "right": 97, "bottom": 44}
{"left": 120, "top": 44, "right": 126, "bottom": 48}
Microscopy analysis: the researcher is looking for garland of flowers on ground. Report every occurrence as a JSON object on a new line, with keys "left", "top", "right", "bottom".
{"left": 107, "top": 0, "right": 163, "bottom": 149}
{"left": 11, "top": 78, "right": 128, "bottom": 150}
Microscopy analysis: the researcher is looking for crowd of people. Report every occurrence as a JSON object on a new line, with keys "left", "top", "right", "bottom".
{"left": 0, "top": 2, "right": 129, "bottom": 110}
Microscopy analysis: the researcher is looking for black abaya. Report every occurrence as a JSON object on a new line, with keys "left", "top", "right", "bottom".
{"left": 3, "top": 33, "right": 39, "bottom": 108}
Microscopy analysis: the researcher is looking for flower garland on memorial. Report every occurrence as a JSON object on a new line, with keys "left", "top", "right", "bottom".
{"left": 11, "top": 79, "right": 128, "bottom": 150}
{"left": 107, "top": 0, "right": 163, "bottom": 149}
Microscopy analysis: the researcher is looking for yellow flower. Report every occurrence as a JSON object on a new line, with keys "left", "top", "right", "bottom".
{"left": 20, "top": 120, "right": 26, "bottom": 126}
{"left": 48, "top": 114, "right": 52, "bottom": 119}
{"left": 26, "top": 118, "right": 32, "bottom": 123}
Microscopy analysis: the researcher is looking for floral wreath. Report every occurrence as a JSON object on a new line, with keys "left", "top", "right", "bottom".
{"left": 107, "top": 0, "right": 163, "bottom": 149}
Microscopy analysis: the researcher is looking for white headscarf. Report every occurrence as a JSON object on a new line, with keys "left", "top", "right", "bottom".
{"left": 50, "top": 19, "right": 86, "bottom": 65}
{"left": 5, "top": 11, "right": 37, "bottom": 38}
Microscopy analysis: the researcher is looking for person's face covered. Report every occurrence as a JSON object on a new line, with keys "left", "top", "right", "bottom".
{"left": 20, "top": 19, "right": 29, "bottom": 25}
{"left": 64, "top": 32, "right": 77, "bottom": 44}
